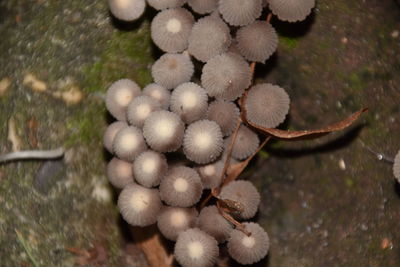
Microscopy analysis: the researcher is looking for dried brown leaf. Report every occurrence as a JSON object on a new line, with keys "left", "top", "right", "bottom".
{"left": 130, "top": 226, "right": 173, "bottom": 267}
{"left": 224, "top": 137, "right": 270, "bottom": 185}
{"left": 240, "top": 92, "right": 367, "bottom": 140}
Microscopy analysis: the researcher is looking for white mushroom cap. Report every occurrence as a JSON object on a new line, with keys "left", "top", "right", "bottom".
{"left": 170, "top": 82, "right": 208, "bottom": 124}
{"left": 227, "top": 222, "right": 270, "bottom": 264}
{"left": 183, "top": 120, "right": 224, "bottom": 164}
{"left": 106, "top": 79, "right": 141, "bottom": 121}
{"left": 113, "top": 126, "right": 147, "bottom": 161}
{"left": 108, "top": 0, "right": 146, "bottom": 21}
{"left": 174, "top": 228, "right": 219, "bottom": 267}
{"left": 157, "top": 206, "right": 198, "bottom": 241}
{"left": 143, "top": 110, "right": 185, "bottom": 152}
{"left": 118, "top": 183, "right": 162, "bottom": 226}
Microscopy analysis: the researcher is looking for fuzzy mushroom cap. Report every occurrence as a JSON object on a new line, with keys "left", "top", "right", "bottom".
{"left": 170, "top": 82, "right": 208, "bottom": 124}
{"left": 142, "top": 83, "right": 170, "bottom": 109}
{"left": 143, "top": 110, "right": 185, "bottom": 152}
{"left": 159, "top": 166, "right": 203, "bottom": 207}
{"left": 196, "top": 160, "right": 224, "bottom": 189}
{"left": 174, "top": 228, "right": 219, "bottom": 267}
{"left": 206, "top": 100, "right": 240, "bottom": 136}
{"left": 147, "top": 0, "right": 187, "bottom": 10}
{"left": 113, "top": 126, "right": 148, "bottom": 162}
{"left": 227, "top": 222, "right": 269, "bottom": 265}
{"left": 151, "top": 53, "right": 194, "bottom": 90}
{"left": 118, "top": 183, "right": 162, "bottom": 226}
{"left": 218, "top": 0, "right": 262, "bottom": 26}
{"left": 187, "top": 0, "right": 218, "bottom": 14}
{"left": 106, "top": 79, "right": 141, "bottom": 121}
{"left": 183, "top": 120, "right": 224, "bottom": 164}
{"left": 268, "top": 0, "right": 315, "bottom": 22}
{"left": 236, "top": 21, "right": 278, "bottom": 63}
{"left": 103, "top": 121, "right": 128, "bottom": 153}
{"left": 151, "top": 8, "right": 195, "bottom": 53}
{"left": 157, "top": 206, "right": 198, "bottom": 241}
{"left": 108, "top": 0, "right": 146, "bottom": 21}
{"left": 245, "top": 83, "right": 290, "bottom": 128}
{"left": 198, "top": 205, "right": 234, "bottom": 243}
{"left": 201, "top": 52, "right": 251, "bottom": 101}
{"left": 219, "top": 180, "right": 260, "bottom": 219}
{"left": 133, "top": 150, "right": 168, "bottom": 188}
{"left": 226, "top": 125, "right": 259, "bottom": 160}
{"left": 107, "top": 157, "right": 134, "bottom": 189}
{"left": 127, "top": 95, "right": 161, "bottom": 128}
{"left": 188, "top": 15, "right": 231, "bottom": 62}
{"left": 393, "top": 150, "right": 400, "bottom": 181}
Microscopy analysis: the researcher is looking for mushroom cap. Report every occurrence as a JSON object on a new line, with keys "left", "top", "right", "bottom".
{"left": 170, "top": 82, "right": 208, "bottom": 124}
{"left": 106, "top": 79, "right": 141, "bottom": 121}
{"left": 133, "top": 150, "right": 168, "bottom": 188}
{"left": 159, "top": 166, "right": 203, "bottom": 207}
{"left": 118, "top": 183, "right": 162, "bottom": 226}
{"left": 183, "top": 120, "right": 224, "bottom": 164}
{"left": 142, "top": 83, "right": 170, "bottom": 109}
{"left": 157, "top": 206, "right": 198, "bottom": 241}
{"left": 201, "top": 52, "right": 251, "bottom": 101}
{"left": 127, "top": 95, "right": 161, "bottom": 128}
{"left": 226, "top": 125, "right": 259, "bottom": 160}
{"left": 219, "top": 180, "right": 260, "bottom": 219}
{"left": 196, "top": 160, "right": 224, "bottom": 189}
{"left": 394, "top": 150, "right": 400, "bottom": 181}
{"left": 245, "top": 83, "right": 290, "bottom": 128}
{"left": 206, "top": 100, "right": 240, "bottom": 136}
{"left": 143, "top": 110, "right": 185, "bottom": 152}
{"left": 268, "top": 0, "right": 315, "bottom": 22}
{"left": 198, "top": 205, "right": 234, "bottom": 243}
{"left": 107, "top": 157, "right": 134, "bottom": 189}
{"left": 227, "top": 222, "right": 270, "bottom": 265}
{"left": 236, "top": 21, "right": 278, "bottom": 63}
{"left": 103, "top": 121, "right": 128, "bottom": 153}
{"left": 151, "top": 8, "right": 195, "bottom": 53}
{"left": 218, "top": 0, "right": 262, "bottom": 26}
{"left": 147, "top": 0, "right": 187, "bottom": 10}
{"left": 108, "top": 0, "right": 146, "bottom": 21}
{"left": 187, "top": 0, "right": 218, "bottom": 14}
{"left": 174, "top": 228, "right": 219, "bottom": 267}
{"left": 188, "top": 15, "right": 231, "bottom": 62}
{"left": 113, "top": 126, "right": 148, "bottom": 162}
{"left": 151, "top": 53, "right": 194, "bottom": 90}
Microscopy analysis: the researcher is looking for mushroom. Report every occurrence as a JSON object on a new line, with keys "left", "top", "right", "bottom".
{"left": 219, "top": 180, "right": 260, "bottom": 219}
{"left": 227, "top": 222, "right": 270, "bottom": 264}
{"left": 151, "top": 8, "right": 195, "bottom": 53}
{"left": 159, "top": 166, "right": 203, "bottom": 207}
{"left": 174, "top": 228, "right": 219, "bottom": 267}
{"left": 218, "top": 0, "right": 262, "bottom": 26}
{"left": 183, "top": 120, "right": 223, "bottom": 164}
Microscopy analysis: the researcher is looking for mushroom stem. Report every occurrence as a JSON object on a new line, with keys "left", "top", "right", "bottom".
{"left": 0, "top": 148, "right": 64, "bottom": 163}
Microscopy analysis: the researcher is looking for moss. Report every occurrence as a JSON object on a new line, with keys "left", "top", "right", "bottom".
{"left": 279, "top": 36, "right": 300, "bottom": 50}
{"left": 83, "top": 21, "right": 154, "bottom": 94}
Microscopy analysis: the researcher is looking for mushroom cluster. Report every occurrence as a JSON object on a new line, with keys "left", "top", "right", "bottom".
{"left": 104, "top": 0, "right": 315, "bottom": 266}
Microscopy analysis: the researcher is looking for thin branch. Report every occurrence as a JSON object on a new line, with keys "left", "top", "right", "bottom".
{"left": 217, "top": 201, "right": 251, "bottom": 236}
{"left": 0, "top": 148, "right": 64, "bottom": 163}
{"left": 358, "top": 140, "right": 394, "bottom": 163}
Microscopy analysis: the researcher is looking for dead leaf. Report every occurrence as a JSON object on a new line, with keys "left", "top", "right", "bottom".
{"left": 224, "top": 137, "right": 271, "bottom": 185}
{"left": 130, "top": 225, "right": 173, "bottom": 267}
{"left": 241, "top": 91, "right": 367, "bottom": 140}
